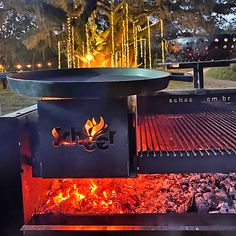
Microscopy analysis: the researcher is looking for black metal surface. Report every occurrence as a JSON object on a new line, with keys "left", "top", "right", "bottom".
{"left": 167, "top": 34, "right": 236, "bottom": 62}
{"left": 0, "top": 107, "right": 37, "bottom": 236}
{"left": 6, "top": 68, "right": 192, "bottom": 98}
{"left": 138, "top": 89, "right": 236, "bottom": 114}
{"left": 0, "top": 118, "right": 20, "bottom": 173}
{"left": 23, "top": 213, "right": 236, "bottom": 231}
{"left": 138, "top": 153, "right": 236, "bottom": 174}
{"left": 0, "top": 173, "right": 23, "bottom": 236}
{"left": 21, "top": 231, "right": 236, "bottom": 236}
{"left": 33, "top": 98, "right": 136, "bottom": 178}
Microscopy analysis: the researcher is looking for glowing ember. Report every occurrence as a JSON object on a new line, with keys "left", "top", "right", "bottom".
{"left": 38, "top": 175, "right": 193, "bottom": 215}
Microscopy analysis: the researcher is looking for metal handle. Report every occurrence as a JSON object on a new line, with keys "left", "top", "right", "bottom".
{"left": 169, "top": 72, "right": 193, "bottom": 82}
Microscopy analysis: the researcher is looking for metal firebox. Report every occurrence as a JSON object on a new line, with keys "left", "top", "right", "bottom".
{"left": 33, "top": 98, "right": 135, "bottom": 178}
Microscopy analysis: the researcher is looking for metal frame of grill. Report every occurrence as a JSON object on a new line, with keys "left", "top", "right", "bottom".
{"left": 1, "top": 59, "right": 236, "bottom": 235}
{"left": 136, "top": 88, "right": 236, "bottom": 173}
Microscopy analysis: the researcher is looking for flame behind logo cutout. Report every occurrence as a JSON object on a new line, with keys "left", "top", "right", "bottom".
{"left": 83, "top": 116, "right": 107, "bottom": 140}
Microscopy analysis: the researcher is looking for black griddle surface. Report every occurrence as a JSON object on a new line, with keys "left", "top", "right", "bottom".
{"left": 7, "top": 68, "right": 171, "bottom": 98}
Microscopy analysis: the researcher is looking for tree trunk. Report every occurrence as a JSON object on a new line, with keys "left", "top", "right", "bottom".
{"left": 42, "top": 46, "right": 45, "bottom": 62}
{"left": 32, "top": 50, "right": 36, "bottom": 70}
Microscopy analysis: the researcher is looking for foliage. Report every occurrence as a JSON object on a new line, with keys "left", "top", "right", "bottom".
{"left": 152, "top": 0, "right": 236, "bottom": 37}
{"left": 230, "top": 64, "right": 236, "bottom": 72}
{"left": 0, "top": 86, "right": 35, "bottom": 115}
{"left": 0, "top": 0, "right": 235, "bottom": 69}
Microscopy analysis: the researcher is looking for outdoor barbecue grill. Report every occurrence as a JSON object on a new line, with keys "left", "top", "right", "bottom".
{"left": 1, "top": 38, "right": 236, "bottom": 235}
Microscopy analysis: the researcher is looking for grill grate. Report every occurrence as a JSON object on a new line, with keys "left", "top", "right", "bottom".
{"left": 137, "top": 111, "right": 236, "bottom": 157}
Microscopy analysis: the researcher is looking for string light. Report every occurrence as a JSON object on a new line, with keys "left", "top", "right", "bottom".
{"left": 133, "top": 22, "right": 137, "bottom": 67}
{"left": 136, "top": 18, "right": 165, "bottom": 67}
{"left": 160, "top": 19, "right": 165, "bottom": 63}
{"left": 76, "top": 55, "right": 80, "bottom": 68}
{"left": 58, "top": 41, "right": 61, "bottom": 69}
{"left": 111, "top": 11, "right": 115, "bottom": 67}
{"left": 72, "top": 25, "right": 75, "bottom": 68}
{"left": 122, "top": 20, "right": 126, "bottom": 67}
{"left": 57, "top": 3, "right": 165, "bottom": 69}
{"left": 140, "top": 38, "right": 143, "bottom": 58}
{"left": 86, "top": 54, "right": 93, "bottom": 61}
{"left": 0, "top": 64, "right": 4, "bottom": 72}
{"left": 47, "top": 62, "right": 52, "bottom": 67}
{"left": 121, "top": 34, "right": 124, "bottom": 67}
{"left": 37, "top": 63, "right": 42, "bottom": 68}
{"left": 115, "top": 51, "right": 118, "bottom": 67}
{"left": 27, "top": 64, "right": 32, "bottom": 69}
{"left": 16, "top": 64, "right": 22, "bottom": 70}
{"left": 125, "top": 3, "right": 129, "bottom": 67}
{"left": 85, "top": 24, "right": 91, "bottom": 68}
{"left": 135, "top": 30, "right": 138, "bottom": 67}
{"left": 147, "top": 16, "right": 152, "bottom": 69}
{"left": 82, "top": 42, "right": 85, "bottom": 68}
{"left": 119, "top": 51, "right": 122, "bottom": 67}
{"left": 67, "top": 17, "right": 72, "bottom": 68}
{"left": 144, "top": 38, "right": 147, "bottom": 68}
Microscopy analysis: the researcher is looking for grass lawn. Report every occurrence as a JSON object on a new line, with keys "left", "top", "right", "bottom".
{"left": 0, "top": 86, "right": 35, "bottom": 115}
{"left": 206, "top": 65, "right": 236, "bottom": 81}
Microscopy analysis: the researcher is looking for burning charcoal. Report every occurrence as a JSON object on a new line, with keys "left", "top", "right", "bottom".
{"left": 200, "top": 179, "right": 207, "bottom": 184}
{"left": 229, "top": 173, "right": 236, "bottom": 181}
{"left": 182, "top": 185, "right": 189, "bottom": 191}
{"left": 215, "top": 190, "right": 228, "bottom": 201}
{"left": 229, "top": 187, "right": 236, "bottom": 200}
{"left": 203, "top": 192, "right": 213, "bottom": 201}
{"left": 180, "top": 179, "right": 189, "bottom": 185}
{"left": 190, "top": 174, "right": 201, "bottom": 183}
{"left": 191, "top": 183, "right": 198, "bottom": 190}
{"left": 233, "top": 200, "right": 236, "bottom": 208}
{"left": 177, "top": 204, "right": 186, "bottom": 213}
{"left": 195, "top": 196, "right": 210, "bottom": 213}
{"left": 218, "top": 202, "right": 230, "bottom": 213}
{"left": 37, "top": 174, "right": 236, "bottom": 215}
{"left": 200, "top": 183, "right": 208, "bottom": 191}
{"left": 200, "top": 174, "right": 206, "bottom": 178}
{"left": 228, "top": 209, "right": 236, "bottom": 214}
{"left": 220, "top": 182, "right": 231, "bottom": 192}
{"left": 216, "top": 174, "right": 229, "bottom": 181}
{"left": 195, "top": 193, "right": 202, "bottom": 198}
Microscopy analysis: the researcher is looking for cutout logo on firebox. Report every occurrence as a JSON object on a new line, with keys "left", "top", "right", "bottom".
{"left": 51, "top": 116, "right": 116, "bottom": 152}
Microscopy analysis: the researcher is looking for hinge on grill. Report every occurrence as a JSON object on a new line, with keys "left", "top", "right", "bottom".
{"left": 40, "top": 162, "right": 43, "bottom": 177}
{"left": 195, "top": 88, "right": 206, "bottom": 95}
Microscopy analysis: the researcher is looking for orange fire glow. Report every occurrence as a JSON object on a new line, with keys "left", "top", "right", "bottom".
{"left": 38, "top": 175, "right": 193, "bottom": 215}
{"left": 83, "top": 117, "right": 107, "bottom": 140}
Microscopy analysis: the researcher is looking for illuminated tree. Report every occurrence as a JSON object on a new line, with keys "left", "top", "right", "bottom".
{"left": 0, "top": 0, "right": 235, "bottom": 69}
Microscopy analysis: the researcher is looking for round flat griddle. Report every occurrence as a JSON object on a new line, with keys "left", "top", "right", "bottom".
{"left": 7, "top": 68, "right": 172, "bottom": 98}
